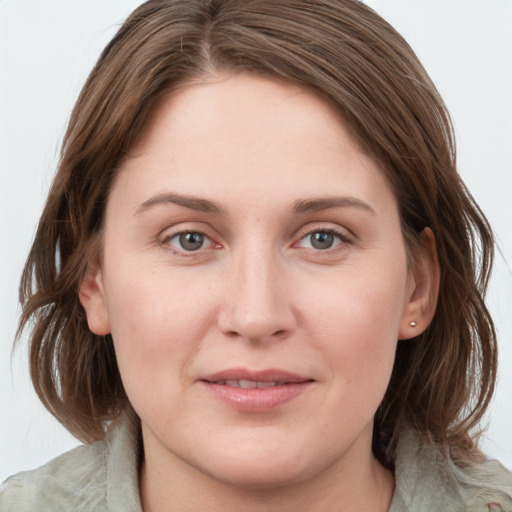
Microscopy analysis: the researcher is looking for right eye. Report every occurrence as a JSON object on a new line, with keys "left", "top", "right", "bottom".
{"left": 166, "top": 232, "right": 209, "bottom": 252}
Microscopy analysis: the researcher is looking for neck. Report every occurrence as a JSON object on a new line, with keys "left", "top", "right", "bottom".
{"left": 139, "top": 427, "right": 394, "bottom": 512}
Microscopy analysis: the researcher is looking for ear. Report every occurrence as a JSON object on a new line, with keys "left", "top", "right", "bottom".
{"left": 398, "top": 228, "right": 440, "bottom": 340}
{"left": 79, "top": 264, "right": 111, "bottom": 335}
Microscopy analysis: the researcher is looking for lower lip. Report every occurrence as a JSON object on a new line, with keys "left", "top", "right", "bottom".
{"left": 201, "top": 381, "right": 313, "bottom": 412}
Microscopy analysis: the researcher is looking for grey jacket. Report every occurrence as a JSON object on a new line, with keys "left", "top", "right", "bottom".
{"left": 2, "top": 415, "right": 512, "bottom": 511}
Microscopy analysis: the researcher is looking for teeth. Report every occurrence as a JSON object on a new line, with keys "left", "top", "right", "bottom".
{"left": 239, "top": 379, "right": 258, "bottom": 389}
{"left": 257, "top": 381, "right": 278, "bottom": 388}
{"left": 224, "top": 380, "right": 279, "bottom": 388}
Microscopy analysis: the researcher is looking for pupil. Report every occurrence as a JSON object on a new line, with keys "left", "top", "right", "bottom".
{"left": 311, "top": 231, "right": 334, "bottom": 250}
{"left": 179, "top": 232, "right": 204, "bottom": 251}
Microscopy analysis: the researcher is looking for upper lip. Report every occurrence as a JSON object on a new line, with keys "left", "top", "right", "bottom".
{"left": 200, "top": 368, "right": 313, "bottom": 384}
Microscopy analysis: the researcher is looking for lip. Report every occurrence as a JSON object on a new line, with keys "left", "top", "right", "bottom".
{"left": 199, "top": 368, "right": 315, "bottom": 412}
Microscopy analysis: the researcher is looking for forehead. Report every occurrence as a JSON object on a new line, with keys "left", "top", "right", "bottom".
{"left": 113, "top": 72, "right": 395, "bottom": 217}
{"left": 132, "top": 73, "right": 351, "bottom": 155}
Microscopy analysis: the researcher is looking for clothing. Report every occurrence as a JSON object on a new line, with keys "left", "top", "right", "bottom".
{"left": 1, "top": 415, "right": 511, "bottom": 511}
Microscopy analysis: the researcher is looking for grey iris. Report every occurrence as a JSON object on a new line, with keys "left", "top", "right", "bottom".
{"left": 180, "top": 232, "right": 204, "bottom": 251}
{"left": 311, "top": 231, "right": 334, "bottom": 250}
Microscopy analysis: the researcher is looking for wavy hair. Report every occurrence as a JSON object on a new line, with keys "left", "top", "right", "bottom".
{"left": 18, "top": 0, "right": 496, "bottom": 467}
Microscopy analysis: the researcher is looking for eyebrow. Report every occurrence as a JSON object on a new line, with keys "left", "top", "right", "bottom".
{"left": 292, "top": 196, "right": 377, "bottom": 215}
{"left": 135, "top": 192, "right": 376, "bottom": 217}
{"left": 135, "top": 192, "right": 224, "bottom": 215}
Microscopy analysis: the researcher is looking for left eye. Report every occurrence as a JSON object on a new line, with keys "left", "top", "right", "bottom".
{"left": 298, "top": 230, "right": 343, "bottom": 250}
{"left": 167, "top": 232, "right": 208, "bottom": 252}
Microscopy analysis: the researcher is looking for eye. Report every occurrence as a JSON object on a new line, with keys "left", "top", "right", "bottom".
{"left": 298, "top": 230, "right": 345, "bottom": 250}
{"left": 167, "top": 232, "right": 209, "bottom": 252}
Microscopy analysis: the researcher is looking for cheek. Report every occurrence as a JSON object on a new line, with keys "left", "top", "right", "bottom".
{"left": 101, "top": 262, "right": 217, "bottom": 394}
{"left": 302, "top": 258, "right": 407, "bottom": 398}
{"left": 305, "top": 257, "right": 407, "bottom": 341}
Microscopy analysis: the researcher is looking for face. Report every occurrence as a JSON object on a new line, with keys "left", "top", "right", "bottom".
{"left": 81, "top": 73, "right": 431, "bottom": 490}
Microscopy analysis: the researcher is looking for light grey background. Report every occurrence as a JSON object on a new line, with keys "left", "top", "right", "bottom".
{"left": 1, "top": 0, "right": 511, "bottom": 482}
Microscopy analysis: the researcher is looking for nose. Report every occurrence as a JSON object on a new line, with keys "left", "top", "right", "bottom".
{"left": 217, "top": 246, "right": 297, "bottom": 343}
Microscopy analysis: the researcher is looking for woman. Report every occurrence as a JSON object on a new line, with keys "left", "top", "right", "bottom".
{"left": 1, "top": 0, "right": 511, "bottom": 510}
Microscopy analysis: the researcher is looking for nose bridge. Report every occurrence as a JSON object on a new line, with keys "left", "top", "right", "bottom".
{"left": 218, "top": 238, "right": 296, "bottom": 342}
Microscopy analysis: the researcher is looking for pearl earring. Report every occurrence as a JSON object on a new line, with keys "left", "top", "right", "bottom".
{"left": 409, "top": 321, "right": 417, "bottom": 327}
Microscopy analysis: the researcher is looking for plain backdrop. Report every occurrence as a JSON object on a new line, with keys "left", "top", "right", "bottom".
{"left": 1, "top": 0, "right": 511, "bottom": 482}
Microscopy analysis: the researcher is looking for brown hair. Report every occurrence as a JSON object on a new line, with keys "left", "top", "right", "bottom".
{"left": 18, "top": 0, "right": 496, "bottom": 467}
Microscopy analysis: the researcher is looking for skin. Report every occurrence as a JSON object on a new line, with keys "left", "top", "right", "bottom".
{"left": 80, "top": 73, "right": 438, "bottom": 512}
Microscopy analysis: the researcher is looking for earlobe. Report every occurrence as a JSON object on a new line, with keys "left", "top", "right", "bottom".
{"left": 79, "top": 265, "right": 111, "bottom": 335}
{"left": 398, "top": 228, "right": 440, "bottom": 340}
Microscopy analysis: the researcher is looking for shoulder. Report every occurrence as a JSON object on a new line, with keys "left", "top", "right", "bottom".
{"left": 0, "top": 440, "right": 107, "bottom": 511}
{"left": 392, "top": 431, "right": 512, "bottom": 512}
{"left": 452, "top": 457, "right": 512, "bottom": 511}
{"left": 0, "top": 413, "right": 141, "bottom": 512}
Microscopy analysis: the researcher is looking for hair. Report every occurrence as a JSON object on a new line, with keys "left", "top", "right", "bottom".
{"left": 17, "top": 0, "right": 496, "bottom": 468}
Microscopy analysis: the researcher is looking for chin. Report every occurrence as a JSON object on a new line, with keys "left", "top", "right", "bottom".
{"left": 190, "top": 438, "right": 332, "bottom": 491}
{"left": 202, "top": 459, "right": 312, "bottom": 491}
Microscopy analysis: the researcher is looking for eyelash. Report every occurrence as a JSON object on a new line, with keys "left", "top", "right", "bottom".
{"left": 161, "top": 231, "right": 220, "bottom": 256}
{"left": 159, "top": 226, "right": 353, "bottom": 257}
{"left": 295, "top": 228, "right": 352, "bottom": 252}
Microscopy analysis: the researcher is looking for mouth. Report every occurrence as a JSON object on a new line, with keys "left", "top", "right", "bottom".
{"left": 199, "top": 369, "right": 315, "bottom": 412}
{"left": 201, "top": 369, "right": 314, "bottom": 387}
{"left": 210, "top": 379, "right": 295, "bottom": 388}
